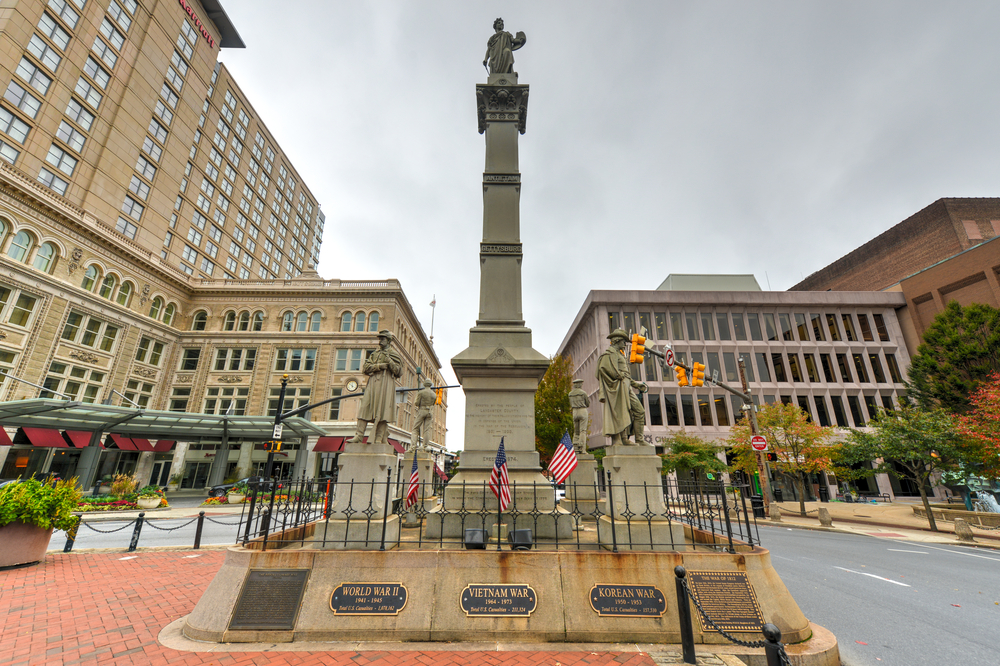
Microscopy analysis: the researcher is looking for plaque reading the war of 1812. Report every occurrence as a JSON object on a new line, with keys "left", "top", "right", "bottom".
{"left": 229, "top": 569, "right": 309, "bottom": 631}
{"left": 461, "top": 584, "right": 536, "bottom": 617}
{"left": 589, "top": 584, "right": 667, "bottom": 617}
{"left": 686, "top": 570, "right": 765, "bottom": 632}
{"left": 330, "top": 582, "right": 408, "bottom": 615}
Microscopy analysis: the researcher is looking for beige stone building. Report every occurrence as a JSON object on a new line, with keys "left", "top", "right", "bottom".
{"left": 0, "top": 0, "right": 446, "bottom": 488}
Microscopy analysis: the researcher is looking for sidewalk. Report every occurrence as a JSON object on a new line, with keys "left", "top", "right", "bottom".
{"left": 765, "top": 498, "right": 1000, "bottom": 547}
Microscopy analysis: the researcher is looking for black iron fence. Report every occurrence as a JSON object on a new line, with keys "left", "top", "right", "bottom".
{"left": 236, "top": 473, "right": 761, "bottom": 552}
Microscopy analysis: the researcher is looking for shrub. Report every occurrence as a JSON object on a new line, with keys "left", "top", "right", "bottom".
{"left": 0, "top": 477, "right": 82, "bottom": 531}
{"left": 110, "top": 473, "right": 140, "bottom": 498}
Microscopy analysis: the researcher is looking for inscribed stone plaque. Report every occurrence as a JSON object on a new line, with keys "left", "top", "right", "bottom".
{"left": 330, "top": 582, "right": 408, "bottom": 615}
{"left": 686, "top": 570, "right": 765, "bottom": 633}
{"left": 229, "top": 569, "right": 308, "bottom": 631}
{"left": 461, "top": 583, "right": 536, "bottom": 617}
{"left": 589, "top": 584, "right": 666, "bottom": 617}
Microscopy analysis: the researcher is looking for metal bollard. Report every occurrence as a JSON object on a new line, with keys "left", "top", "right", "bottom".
{"left": 63, "top": 515, "right": 82, "bottom": 553}
{"left": 127, "top": 513, "right": 145, "bottom": 553}
{"left": 762, "top": 623, "right": 783, "bottom": 666}
{"left": 674, "top": 566, "right": 696, "bottom": 665}
{"left": 193, "top": 511, "right": 206, "bottom": 550}
{"left": 258, "top": 507, "right": 271, "bottom": 538}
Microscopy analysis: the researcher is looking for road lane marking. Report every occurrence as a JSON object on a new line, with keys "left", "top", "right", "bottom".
{"left": 118, "top": 556, "right": 138, "bottom": 560}
{"left": 834, "top": 566, "right": 910, "bottom": 586}
{"left": 897, "top": 541, "right": 1000, "bottom": 563}
{"left": 887, "top": 549, "right": 927, "bottom": 554}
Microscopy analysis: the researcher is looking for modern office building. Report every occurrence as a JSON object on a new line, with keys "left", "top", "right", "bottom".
{"left": 0, "top": 0, "right": 446, "bottom": 488}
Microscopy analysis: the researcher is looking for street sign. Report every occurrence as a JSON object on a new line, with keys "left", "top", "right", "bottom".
{"left": 751, "top": 435, "right": 767, "bottom": 451}
{"left": 272, "top": 423, "right": 283, "bottom": 440}
{"left": 663, "top": 348, "right": 675, "bottom": 367}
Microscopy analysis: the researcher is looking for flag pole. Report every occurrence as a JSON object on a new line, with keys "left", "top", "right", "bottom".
{"left": 429, "top": 295, "right": 436, "bottom": 343}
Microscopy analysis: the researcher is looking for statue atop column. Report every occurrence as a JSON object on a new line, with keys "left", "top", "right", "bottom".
{"left": 410, "top": 380, "right": 437, "bottom": 450}
{"left": 568, "top": 378, "right": 590, "bottom": 453}
{"left": 483, "top": 18, "right": 526, "bottom": 75}
{"left": 348, "top": 330, "right": 403, "bottom": 446}
{"left": 596, "top": 329, "right": 648, "bottom": 446}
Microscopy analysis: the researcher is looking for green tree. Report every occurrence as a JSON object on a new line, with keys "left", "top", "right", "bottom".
{"left": 837, "top": 405, "right": 981, "bottom": 531}
{"left": 907, "top": 301, "right": 1000, "bottom": 413}
{"left": 728, "top": 402, "right": 837, "bottom": 517}
{"left": 534, "top": 355, "right": 574, "bottom": 465}
{"left": 659, "top": 431, "right": 729, "bottom": 489}
{"left": 960, "top": 371, "right": 1000, "bottom": 478}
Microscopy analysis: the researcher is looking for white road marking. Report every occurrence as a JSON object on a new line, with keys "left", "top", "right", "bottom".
{"left": 897, "top": 541, "right": 1000, "bottom": 563}
{"left": 834, "top": 566, "right": 911, "bottom": 587}
{"left": 887, "top": 549, "right": 927, "bottom": 554}
{"left": 182, "top": 554, "right": 202, "bottom": 558}
{"left": 118, "top": 556, "right": 138, "bottom": 560}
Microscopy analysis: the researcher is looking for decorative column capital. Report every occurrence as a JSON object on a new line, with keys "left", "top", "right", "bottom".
{"left": 476, "top": 84, "right": 529, "bottom": 135}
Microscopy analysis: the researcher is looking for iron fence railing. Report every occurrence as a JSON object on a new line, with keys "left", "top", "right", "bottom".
{"left": 236, "top": 473, "right": 761, "bottom": 552}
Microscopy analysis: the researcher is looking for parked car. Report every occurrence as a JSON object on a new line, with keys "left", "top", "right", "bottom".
{"left": 207, "top": 476, "right": 265, "bottom": 497}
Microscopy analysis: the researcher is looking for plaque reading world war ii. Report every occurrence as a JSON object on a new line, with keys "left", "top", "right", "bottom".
{"left": 330, "top": 582, "right": 408, "bottom": 615}
{"left": 686, "top": 570, "right": 765, "bottom": 633}
{"left": 461, "top": 584, "right": 536, "bottom": 617}
{"left": 229, "top": 569, "right": 308, "bottom": 631}
{"left": 589, "top": 584, "right": 666, "bottom": 617}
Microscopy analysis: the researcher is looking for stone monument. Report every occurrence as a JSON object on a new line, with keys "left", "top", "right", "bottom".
{"left": 431, "top": 20, "right": 571, "bottom": 539}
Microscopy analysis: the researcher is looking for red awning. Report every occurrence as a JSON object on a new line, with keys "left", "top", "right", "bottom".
{"left": 0, "top": 428, "right": 12, "bottom": 446}
{"left": 388, "top": 438, "right": 405, "bottom": 454}
{"left": 313, "top": 436, "right": 345, "bottom": 453}
{"left": 63, "top": 431, "right": 98, "bottom": 448}
{"left": 130, "top": 438, "right": 155, "bottom": 452}
{"left": 16, "top": 427, "right": 68, "bottom": 447}
{"left": 435, "top": 464, "right": 449, "bottom": 481}
{"left": 106, "top": 434, "right": 137, "bottom": 450}
{"left": 152, "top": 440, "right": 175, "bottom": 452}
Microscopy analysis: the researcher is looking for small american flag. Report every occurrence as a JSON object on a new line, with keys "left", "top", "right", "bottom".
{"left": 489, "top": 437, "right": 511, "bottom": 511}
{"left": 548, "top": 432, "right": 579, "bottom": 484}
{"left": 405, "top": 450, "right": 420, "bottom": 509}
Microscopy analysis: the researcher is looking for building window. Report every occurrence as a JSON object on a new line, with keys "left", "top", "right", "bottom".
{"left": 296, "top": 311, "right": 308, "bottom": 332}
{"left": 98, "top": 274, "right": 116, "bottom": 299}
{"left": 16, "top": 57, "right": 52, "bottom": 95}
{"left": 7, "top": 231, "right": 33, "bottom": 262}
{"left": 872, "top": 314, "right": 890, "bottom": 342}
{"left": 38, "top": 168, "right": 68, "bottom": 195}
{"left": 135, "top": 336, "right": 164, "bottom": 366}
{"left": 803, "top": 354, "right": 819, "bottom": 382}
{"left": 1, "top": 107, "right": 31, "bottom": 144}
{"left": 857, "top": 314, "right": 874, "bottom": 342}
{"left": 762, "top": 313, "right": 778, "bottom": 341}
{"left": 180, "top": 348, "right": 201, "bottom": 370}
{"left": 868, "top": 353, "right": 886, "bottom": 383}
{"left": 852, "top": 354, "right": 870, "bottom": 383}
{"left": 214, "top": 348, "right": 256, "bottom": 371}
{"left": 885, "top": 354, "right": 902, "bottom": 384}
{"left": 684, "top": 312, "right": 699, "bottom": 340}
{"left": 754, "top": 352, "right": 771, "bottom": 382}
{"left": 841, "top": 314, "right": 857, "bottom": 342}
{"left": 41, "top": 362, "right": 104, "bottom": 403}
{"left": 746, "top": 313, "right": 763, "bottom": 341}
{"left": 60, "top": 311, "right": 117, "bottom": 350}
{"left": 169, "top": 387, "right": 191, "bottom": 412}
{"left": 148, "top": 296, "right": 163, "bottom": 319}
{"left": 836, "top": 354, "right": 852, "bottom": 383}
{"left": 0, "top": 285, "right": 38, "bottom": 328}
{"left": 252, "top": 311, "right": 264, "bottom": 331}
{"left": 192, "top": 311, "right": 207, "bottom": 330}
{"left": 770, "top": 354, "right": 787, "bottom": 383}
{"left": 328, "top": 388, "right": 343, "bottom": 420}
{"left": 83, "top": 57, "right": 110, "bottom": 89}
{"left": 204, "top": 387, "right": 249, "bottom": 415}
{"left": 778, "top": 313, "right": 793, "bottom": 341}
{"left": 340, "top": 312, "right": 351, "bottom": 331}
{"left": 787, "top": 354, "right": 803, "bottom": 382}
{"left": 647, "top": 393, "right": 663, "bottom": 426}
{"left": 163, "top": 303, "right": 176, "bottom": 325}
{"left": 820, "top": 354, "right": 836, "bottom": 383}
{"left": 268, "top": 387, "right": 311, "bottom": 418}
{"left": 830, "top": 395, "right": 849, "bottom": 427}
{"left": 274, "top": 348, "right": 316, "bottom": 372}
{"left": 122, "top": 380, "right": 154, "bottom": 408}
{"left": 47, "top": 0, "right": 80, "bottom": 29}
{"left": 32, "top": 242, "right": 56, "bottom": 273}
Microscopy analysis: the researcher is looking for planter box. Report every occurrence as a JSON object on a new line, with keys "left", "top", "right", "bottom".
{"left": 0, "top": 522, "right": 54, "bottom": 568}
{"left": 137, "top": 497, "right": 162, "bottom": 509}
{"left": 227, "top": 493, "right": 246, "bottom": 504}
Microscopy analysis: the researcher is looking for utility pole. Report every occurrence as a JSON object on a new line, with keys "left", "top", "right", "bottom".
{"left": 263, "top": 374, "right": 288, "bottom": 482}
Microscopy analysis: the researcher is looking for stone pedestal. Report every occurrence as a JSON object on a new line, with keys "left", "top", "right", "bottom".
{"left": 597, "top": 445, "right": 684, "bottom": 550}
{"left": 563, "top": 455, "right": 600, "bottom": 519}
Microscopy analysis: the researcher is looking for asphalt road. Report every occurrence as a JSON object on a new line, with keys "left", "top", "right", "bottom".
{"left": 759, "top": 524, "right": 1000, "bottom": 666}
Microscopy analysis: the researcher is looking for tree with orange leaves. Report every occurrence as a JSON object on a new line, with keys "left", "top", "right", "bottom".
{"left": 960, "top": 371, "right": 1000, "bottom": 479}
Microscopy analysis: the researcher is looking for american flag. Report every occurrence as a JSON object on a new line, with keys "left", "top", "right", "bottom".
{"left": 547, "top": 432, "right": 579, "bottom": 485}
{"left": 488, "top": 437, "right": 511, "bottom": 511}
{"left": 405, "top": 450, "right": 420, "bottom": 509}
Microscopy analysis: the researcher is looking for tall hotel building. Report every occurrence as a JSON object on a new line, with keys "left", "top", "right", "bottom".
{"left": 0, "top": 0, "right": 445, "bottom": 488}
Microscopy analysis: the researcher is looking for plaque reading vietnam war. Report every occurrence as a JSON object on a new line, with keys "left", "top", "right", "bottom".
{"left": 229, "top": 569, "right": 308, "bottom": 631}
{"left": 589, "top": 584, "right": 666, "bottom": 617}
{"left": 330, "top": 582, "right": 408, "bottom": 615}
{"left": 461, "top": 584, "right": 536, "bottom": 617}
{"left": 686, "top": 571, "right": 765, "bottom": 633}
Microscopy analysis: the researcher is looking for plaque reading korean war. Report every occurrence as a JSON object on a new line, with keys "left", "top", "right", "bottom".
{"left": 330, "top": 582, "right": 408, "bottom": 615}
{"left": 229, "top": 569, "right": 308, "bottom": 631}
{"left": 589, "top": 584, "right": 666, "bottom": 617}
{"left": 686, "top": 571, "right": 765, "bottom": 632}
{"left": 461, "top": 584, "right": 537, "bottom": 617}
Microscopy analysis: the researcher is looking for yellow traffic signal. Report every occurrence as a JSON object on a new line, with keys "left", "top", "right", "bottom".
{"left": 268, "top": 440, "right": 282, "bottom": 453}
{"left": 629, "top": 334, "right": 646, "bottom": 363}
{"left": 692, "top": 362, "right": 706, "bottom": 387}
{"left": 435, "top": 388, "right": 443, "bottom": 405}
{"left": 675, "top": 366, "right": 689, "bottom": 387}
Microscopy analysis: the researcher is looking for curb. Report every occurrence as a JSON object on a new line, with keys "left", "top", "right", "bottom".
{"left": 761, "top": 518, "right": 1000, "bottom": 549}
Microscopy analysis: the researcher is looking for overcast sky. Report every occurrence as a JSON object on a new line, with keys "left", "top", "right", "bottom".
{"left": 219, "top": 1, "right": 1000, "bottom": 451}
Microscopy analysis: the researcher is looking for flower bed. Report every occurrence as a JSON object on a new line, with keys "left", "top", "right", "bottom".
{"left": 77, "top": 493, "right": 169, "bottom": 512}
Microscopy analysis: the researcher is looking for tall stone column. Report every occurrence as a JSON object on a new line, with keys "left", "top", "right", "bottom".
{"left": 438, "top": 72, "right": 567, "bottom": 538}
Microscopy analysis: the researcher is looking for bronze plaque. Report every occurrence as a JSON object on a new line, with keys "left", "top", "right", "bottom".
{"left": 461, "top": 584, "right": 536, "bottom": 617}
{"left": 229, "top": 569, "right": 308, "bottom": 631}
{"left": 686, "top": 570, "right": 765, "bottom": 633}
{"left": 589, "top": 584, "right": 666, "bottom": 617}
{"left": 331, "top": 582, "right": 408, "bottom": 615}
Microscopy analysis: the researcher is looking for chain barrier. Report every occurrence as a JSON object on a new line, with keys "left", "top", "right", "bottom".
{"left": 203, "top": 516, "right": 244, "bottom": 526}
{"left": 776, "top": 506, "right": 820, "bottom": 516}
{"left": 79, "top": 519, "right": 138, "bottom": 534}
{"left": 968, "top": 522, "right": 1000, "bottom": 531}
{"left": 144, "top": 517, "right": 199, "bottom": 531}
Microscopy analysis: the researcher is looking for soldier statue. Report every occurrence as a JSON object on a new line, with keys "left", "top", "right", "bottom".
{"left": 596, "top": 328, "right": 648, "bottom": 446}
{"left": 568, "top": 378, "right": 590, "bottom": 453}
{"left": 348, "top": 329, "right": 403, "bottom": 446}
{"left": 410, "top": 379, "right": 436, "bottom": 450}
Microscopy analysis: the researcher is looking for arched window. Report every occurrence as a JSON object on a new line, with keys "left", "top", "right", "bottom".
{"left": 281, "top": 312, "right": 294, "bottom": 331}
{"left": 354, "top": 311, "right": 366, "bottom": 332}
{"left": 148, "top": 297, "right": 163, "bottom": 319}
{"left": 309, "top": 311, "right": 321, "bottom": 331}
{"left": 7, "top": 231, "right": 32, "bottom": 262}
{"left": 0, "top": 219, "right": 7, "bottom": 244}
{"left": 223, "top": 311, "right": 236, "bottom": 331}
{"left": 81, "top": 265, "right": 100, "bottom": 291}
{"left": 192, "top": 311, "right": 208, "bottom": 331}
{"left": 295, "top": 311, "right": 307, "bottom": 332}
{"left": 116, "top": 281, "right": 133, "bottom": 307}
{"left": 252, "top": 311, "right": 264, "bottom": 331}
{"left": 98, "top": 274, "right": 117, "bottom": 300}
{"left": 163, "top": 303, "right": 176, "bottom": 326}
{"left": 368, "top": 312, "right": 379, "bottom": 332}
{"left": 340, "top": 312, "right": 352, "bottom": 332}
{"left": 32, "top": 242, "right": 56, "bottom": 273}
{"left": 238, "top": 311, "right": 250, "bottom": 331}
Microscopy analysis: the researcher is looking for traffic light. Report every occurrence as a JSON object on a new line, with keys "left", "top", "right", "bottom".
{"left": 675, "top": 366, "right": 689, "bottom": 387}
{"left": 435, "top": 388, "right": 443, "bottom": 405}
{"left": 267, "top": 440, "right": 282, "bottom": 453}
{"left": 691, "top": 362, "right": 706, "bottom": 387}
{"left": 628, "top": 334, "right": 646, "bottom": 363}
{"left": 766, "top": 452, "right": 777, "bottom": 462}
